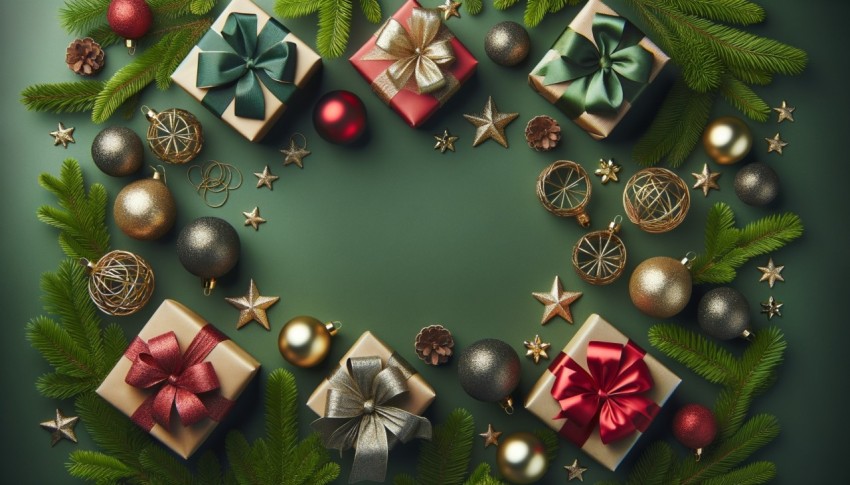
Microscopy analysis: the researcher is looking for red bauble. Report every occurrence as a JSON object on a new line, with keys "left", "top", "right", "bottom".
{"left": 107, "top": 0, "right": 153, "bottom": 40}
{"left": 312, "top": 90, "right": 367, "bottom": 145}
{"left": 673, "top": 404, "right": 718, "bottom": 458}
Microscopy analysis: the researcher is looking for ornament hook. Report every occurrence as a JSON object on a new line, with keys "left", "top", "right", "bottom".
{"left": 681, "top": 251, "right": 697, "bottom": 267}
{"left": 325, "top": 321, "right": 342, "bottom": 336}
{"left": 203, "top": 278, "right": 216, "bottom": 296}
{"left": 499, "top": 396, "right": 515, "bottom": 415}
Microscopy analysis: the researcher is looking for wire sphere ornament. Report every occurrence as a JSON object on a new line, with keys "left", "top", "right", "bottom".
{"left": 81, "top": 250, "right": 155, "bottom": 316}
{"left": 536, "top": 160, "right": 592, "bottom": 227}
{"left": 144, "top": 106, "right": 203, "bottom": 165}
{"left": 572, "top": 216, "right": 627, "bottom": 285}
{"left": 623, "top": 167, "right": 690, "bottom": 233}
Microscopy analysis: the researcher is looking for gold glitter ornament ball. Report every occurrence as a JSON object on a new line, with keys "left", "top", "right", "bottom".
{"left": 629, "top": 256, "right": 692, "bottom": 318}
{"left": 278, "top": 316, "right": 340, "bottom": 368}
{"left": 702, "top": 116, "right": 753, "bottom": 165}
{"left": 496, "top": 432, "right": 548, "bottom": 484}
{"left": 485, "top": 21, "right": 531, "bottom": 67}
{"left": 113, "top": 169, "right": 176, "bottom": 240}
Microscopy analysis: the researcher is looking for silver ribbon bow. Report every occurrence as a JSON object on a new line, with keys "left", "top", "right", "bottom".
{"left": 312, "top": 356, "right": 432, "bottom": 483}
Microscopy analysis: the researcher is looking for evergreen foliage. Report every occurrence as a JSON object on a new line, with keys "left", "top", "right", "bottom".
{"left": 20, "top": 81, "right": 103, "bottom": 113}
{"left": 276, "top": 0, "right": 382, "bottom": 58}
{"left": 465, "top": 0, "right": 484, "bottom": 15}
{"left": 492, "top": 0, "right": 581, "bottom": 27}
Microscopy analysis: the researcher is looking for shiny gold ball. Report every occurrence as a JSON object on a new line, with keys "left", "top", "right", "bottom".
{"left": 629, "top": 256, "right": 692, "bottom": 318}
{"left": 278, "top": 316, "right": 339, "bottom": 368}
{"left": 702, "top": 116, "right": 753, "bottom": 165}
{"left": 113, "top": 173, "right": 176, "bottom": 240}
{"left": 496, "top": 432, "right": 548, "bottom": 484}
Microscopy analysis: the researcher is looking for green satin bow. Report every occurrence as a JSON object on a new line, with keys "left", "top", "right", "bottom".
{"left": 196, "top": 13, "right": 297, "bottom": 120}
{"left": 537, "top": 13, "right": 653, "bottom": 116}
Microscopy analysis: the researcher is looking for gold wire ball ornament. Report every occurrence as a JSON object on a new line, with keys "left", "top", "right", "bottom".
{"left": 623, "top": 167, "right": 691, "bottom": 233}
{"left": 80, "top": 250, "right": 155, "bottom": 316}
{"left": 143, "top": 106, "right": 203, "bottom": 165}
{"left": 572, "top": 216, "right": 627, "bottom": 285}
{"left": 536, "top": 160, "right": 592, "bottom": 227}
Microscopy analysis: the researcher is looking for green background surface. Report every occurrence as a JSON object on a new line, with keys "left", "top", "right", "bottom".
{"left": 1, "top": 0, "right": 847, "bottom": 483}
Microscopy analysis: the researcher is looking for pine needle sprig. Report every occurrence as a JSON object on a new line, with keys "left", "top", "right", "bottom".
{"left": 492, "top": 0, "right": 581, "bottom": 26}
{"left": 465, "top": 0, "right": 484, "bottom": 15}
{"left": 276, "top": 0, "right": 381, "bottom": 58}
{"left": 701, "top": 461, "right": 777, "bottom": 485}
{"left": 648, "top": 324, "right": 738, "bottom": 386}
{"left": 21, "top": 81, "right": 103, "bottom": 114}
{"left": 59, "top": 0, "right": 109, "bottom": 36}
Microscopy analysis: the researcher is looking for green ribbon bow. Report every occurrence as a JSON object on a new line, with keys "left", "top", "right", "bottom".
{"left": 536, "top": 13, "right": 653, "bottom": 117}
{"left": 196, "top": 13, "right": 297, "bottom": 120}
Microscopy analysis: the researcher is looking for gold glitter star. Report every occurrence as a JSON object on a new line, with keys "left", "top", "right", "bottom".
{"left": 761, "top": 296, "right": 783, "bottom": 320}
{"left": 757, "top": 258, "right": 785, "bottom": 288}
{"left": 437, "top": 0, "right": 462, "bottom": 20}
{"left": 225, "top": 279, "right": 280, "bottom": 330}
{"left": 40, "top": 409, "right": 79, "bottom": 446}
{"left": 691, "top": 163, "right": 721, "bottom": 197}
{"left": 524, "top": 335, "right": 551, "bottom": 364}
{"left": 254, "top": 165, "right": 279, "bottom": 190}
{"left": 242, "top": 206, "right": 267, "bottom": 231}
{"left": 773, "top": 100, "right": 795, "bottom": 123}
{"left": 49, "top": 122, "right": 76, "bottom": 148}
{"left": 532, "top": 276, "right": 582, "bottom": 324}
{"left": 594, "top": 159, "right": 621, "bottom": 184}
{"left": 281, "top": 139, "right": 311, "bottom": 168}
{"left": 479, "top": 424, "right": 502, "bottom": 448}
{"left": 463, "top": 96, "right": 519, "bottom": 148}
{"left": 433, "top": 129, "right": 459, "bottom": 153}
{"left": 564, "top": 459, "right": 588, "bottom": 481}
{"left": 765, "top": 133, "right": 788, "bottom": 154}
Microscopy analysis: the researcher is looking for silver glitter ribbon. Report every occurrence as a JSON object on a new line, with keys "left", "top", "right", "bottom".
{"left": 312, "top": 356, "right": 432, "bottom": 483}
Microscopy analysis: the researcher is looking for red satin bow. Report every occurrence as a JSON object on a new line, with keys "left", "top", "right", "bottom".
{"left": 549, "top": 340, "right": 659, "bottom": 445}
{"left": 125, "top": 326, "right": 228, "bottom": 429}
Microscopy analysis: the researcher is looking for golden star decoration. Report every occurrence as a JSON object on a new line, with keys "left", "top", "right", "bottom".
{"left": 691, "top": 163, "right": 721, "bottom": 197}
{"left": 774, "top": 100, "right": 795, "bottom": 123}
{"left": 50, "top": 122, "right": 76, "bottom": 148}
{"left": 765, "top": 133, "right": 788, "bottom": 154}
{"left": 479, "top": 424, "right": 502, "bottom": 448}
{"left": 757, "top": 258, "right": 785, "bottom": 288}
{"left": 281, "top": 139, "right": 311, "bottom": 168}
{"left": 463, "top": 96, "right": 519, "bottom": 148}
{"left": 532, "top": 276, "right": 582, "bottom": 324}
{"left": 594, "top": 159, "right": 621, "bottom": 184}
{"left": 761, "top": 296, "right": 783, "bottom": 320}
{"left": 433, "top": 129, "right": 459, "bottom": 153}
{"left": 254, "top": 165, "right": 279, "bottom": 190}
{"left": 225, "top": 279, "right": 280, "bottom": 330}
{"left": 524, "top": 335, "right": 551, "bottom": 364}
{"left": 243, "top": 206, "right": 267, "bottom": 231}
{"left": 564, "top": 459, "right": 588, "bottom": 481}
{"left": 437, "top": 0, "right": 461, "bottom": 20}
{"left": 40, "top": 409, "right": 79, "bottom": 446}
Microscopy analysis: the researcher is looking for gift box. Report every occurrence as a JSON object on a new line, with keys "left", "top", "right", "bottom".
{"left": 528, "top": 0, "right": 669, "bottom": 140}
{"left": 350, "top": 0, "right": 478, "bottom": 127}
{"left": 308, "top": 331, "right": 435, "bottom": 482}
{"left": 171, "top": 0, "right": 322, "bottom": 141}
{"left": 524, "top": 314, "right": 680, "bottom": 471}
{"left": 96, "top": 299, "right": 260, "bottom": 459}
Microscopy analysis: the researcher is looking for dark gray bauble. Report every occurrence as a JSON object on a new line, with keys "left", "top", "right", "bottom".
{"left": 176, "top": 217, "right": 240, "bottom": 279}
{"left": 457, "top": 338, "right": 520, "bottom": 402}
{"left": 484, "top": 21, "right": 531, "bottom": 67}
{"left": 734, "top": 162, "right": 779, "bottom": 206}
{"left": 91, "top": 126, "right": 144, "bottom": 176}
{"left": 697, "top": 287, "right": 751, "bottom": 340}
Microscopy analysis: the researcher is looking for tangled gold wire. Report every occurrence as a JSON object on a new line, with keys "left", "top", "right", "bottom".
{"left": 187, "top": 160, "right": 243, "bottom": 208}
{"left": 83, "top": 250, "right": 155, "bottom": 316}
{"left": 623, "top": 168, "right": 690, "bottom": 233}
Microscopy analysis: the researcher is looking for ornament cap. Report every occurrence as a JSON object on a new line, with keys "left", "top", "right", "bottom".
{"left": 150, "top": 165, "right": 166, "bottom": 183}
{"left": 695, "top": 447, "right": 703, "bottom": 461}
{"left": 741, "top": 329, "right": 754, "bottom": 340}
{"left": 142, "top": 105, "right": 158, "bottom": 122}
{"left": 577, "top": 212, "right": 591, "bottom": 228}
{"left": 125, "top": 38, "right": 136, "bottom": 55}
{"left": 325, "top": 321, "right": 341, "bottom": 336}
{"left": 608, "top": 216, "right": 623, "bottom": 234}
{"left": 203, "top": 277, "right": 217, "bottom": 296}
{"left": 499, "top": 396, "right": 515, "bottom": 415}
{"left": 79, "top": 257, "right": 95, "bottom": 271}
{"left": 681, "top": 252, "right": 696, "bottom": 268}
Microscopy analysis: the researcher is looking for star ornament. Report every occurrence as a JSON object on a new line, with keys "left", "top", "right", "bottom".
{"left": 532, "top": 276, "right": 582, "bottom": 324}
{"left": 50, "top": 122, "right": 76, "bottom": 148}
{"left": 281, "top": 139, "right": 311, "bottom": 168}
{"left": 524, "top": 335, "right": 551, "bottom": 364}
{"left": 480, "top": 424, "right": 502, "bottom": 447}
{"left": 564, "top": 459, "right": 588, "bottom": 481}
{"left": 254, "top": 165, "right": 279, "bottom": 190}
{"left": 761, "top": 296, "right": 783, "bottom": 320}
{"left": 433, "top": 129, "right": 459, "bottom": 153}
{"left": 757, "top": 258, "right": 785, "bottom": 288}
{"left": 692, "top": 163, "right": 721, "bottom": 197}
{"left": 765, "top": 133, "right": 788, "bottom": 154}
{"left": 437, "top": 0, "right": 462, "bottom": 20}
{"left": 243, "top": 206, "right": 267, "bottom": 231}
{"left": 40, "top": 409, "right": 79, "bottom": 446}
{"left": 463, "top": 96, "right": 519, "bottom": 148}
{"left": 595, "top": 159, "right": 621, "bottom": 184}
{"left": 225, "top": 279, "right": 280, "bottom": 330}
{"left": 774, "top": 100, "right": 795, "bottom": 123}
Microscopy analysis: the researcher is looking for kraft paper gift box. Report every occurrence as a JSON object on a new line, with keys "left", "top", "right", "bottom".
{"left": 171, "top": 0, "right": 322, "bottom": 141}
{"left": 529, "top": 0, "right": 669, "bottom": 140}
{"left": 524, "top": 313, "right": 680, "bottom": 470}
{"left": 96, "top": 299, "right": 260, "bottom": 459}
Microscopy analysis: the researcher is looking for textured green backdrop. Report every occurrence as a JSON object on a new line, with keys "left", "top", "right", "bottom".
{"left": 2, "top": 0, "right": 847, "bottom": 483}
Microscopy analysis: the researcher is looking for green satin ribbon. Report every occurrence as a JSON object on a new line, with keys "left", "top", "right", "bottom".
{"left": 196, "top": 13, "right": 297, "bottom": 120}
{"left": 535, "top": 13, "right": 653, "bottom": 117}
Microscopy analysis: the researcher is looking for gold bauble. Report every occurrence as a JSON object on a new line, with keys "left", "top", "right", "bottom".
{"left": 278, "top": 316, "right": 340, "bottom": 368}
{"left": 113, "top": 170, "right": 176, "bottom": 240}
{"left": 702, "top": 116, "right": 753, "bottom": 165}
{"left": 629, "top": 256, "right": 693, "bottom": 318}
{"left": 496, "top": 432, "right": 548, "bottom": 484}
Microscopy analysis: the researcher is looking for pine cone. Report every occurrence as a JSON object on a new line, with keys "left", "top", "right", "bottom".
{"left": 66, "top": 37, "right": 105, "bottom": 76}
{"left": 525, "top": 115, "right": 562, "bottom": 151}
{"left": 414, "top": 325, "right": 454, "bottom": 366}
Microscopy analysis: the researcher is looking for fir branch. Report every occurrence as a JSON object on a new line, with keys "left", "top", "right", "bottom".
{"left": 59, "top": 0, "right": 109, "bottom": 35}
{"left": 464, "top": 463, "right": 501, "bottom": 485}
{"left": 662, "top": 0, "right": 765, "bottom": 26}
{"left": 266, "top": 369, "right": 299, "bottom": 483}
{"left": 139, "top": 445, "right": 195, "bottom": 485}
{"left": 35, "top": 372, "right": 97, "bottom": 399}
{"left": 190, "top": 0, "right": 216, "bottom": 15}
{"left": 728, "top": 66, "right": 772, "bottom": 86}
{"left": 359, "top": 0, "right": 382, "bottom": 23}
{"left": 466, "top": 0, "right": 484, "bottom": 15}
{"left": 317, "top": 0, "right": 353, "bottom": 59}
{"left": 275, "top": 0, "right": 321, "bottom": 18}
{"left": 75, "top": 392, "right": 150, "bottom": 473}
{"left": 225, "top": 432, "right": 259, "bottom": 485}
{"left": 66, "top": 450, "right": 136, "bottom": 482}
{"left": 20, "top": 81, "right": 103, "bottom": 114}
{"left": 395, "top": 474, "right": 417, "bottom": 485}
{"left": 524, "top": 0, "right": 550, "bottom": 27}
{"left": 417, "top": 408, "right": 475, "bottom": 485}
{"left": 196, "top": 452, "right": 225, "bottom": 485}
{"left": 155, "top": 28, "right": 194, "bottom": 89}
{"left": 493, "top": 0, "right": 520, "bottom": 9}
{"left": 102, "top": 323, "right": 129, "bottom": 370}
{"left": 625, "top": 441, "right": 674, "bottom": 485}
{"left": 86, "top": 23, "right": 121, "bottom": 47}
{"left": 548, "top": 0, "right": 581, "bottom": 14}
{"left": 26, "top": 316, "right": 100, "bottom": 381}
{"left": 648, "top": 324, "right": 738, "bottom": 386}
{"left": 720, "top": 74, "right": 770, "bottom": 121}
{"left": 701, "top": 461, "right": 776, "bottom": 485}
{"left": 533, "top": 428, "right": 559, "bottom": 464}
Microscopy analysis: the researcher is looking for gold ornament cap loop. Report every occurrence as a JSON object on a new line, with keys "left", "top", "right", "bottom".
{"left": 79, "top": 257, "right": 95, "bottom": 271}
{"left": 576, "top": 212, "right": 590, "bottom": 228}
{"left": 203, "top": 277, "right": 217, "bottom": 296}
{"left": 125, "top": 38, "right": 136, "bottom": 55}
{"left": 609, "top": 215, "right": 623, "bottom": 234}
{"left": 741, "top": 329, "right": 754, "bottom": 340}
{"left": 499, "top": 396, "right": 515, "bottom": 415}
{"left": 681, "top": 252, "right": 697, "bottom": 267}
{"left": 326, "top": 321, "right": 342, "bottom": 336}
{"left": 142, "top": 105, "right": 157, "bottom": 122}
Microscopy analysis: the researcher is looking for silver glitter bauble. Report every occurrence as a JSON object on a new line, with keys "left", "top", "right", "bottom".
{"left": 176, "top": 217, "right": 240, "bottom": 292}
{"left": 113, "top": 170, "right": 175, "bottom": 240}
{"left": 629, "top": 256, "right": 692, "bottom": 318}
{"left": 484, "top": 21, "right": 531, "bottom": 67}
{"left": 457, "top": 338, "right": 520, "bottom": 403}
{"left": 91, "top": 126, "right": 144, "bottom": 176}
{"left": 734, "top": 162, "right": 779, "bottom": 206}
{"left": 697, "top": 287, "right": 751, "bottom": 340}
